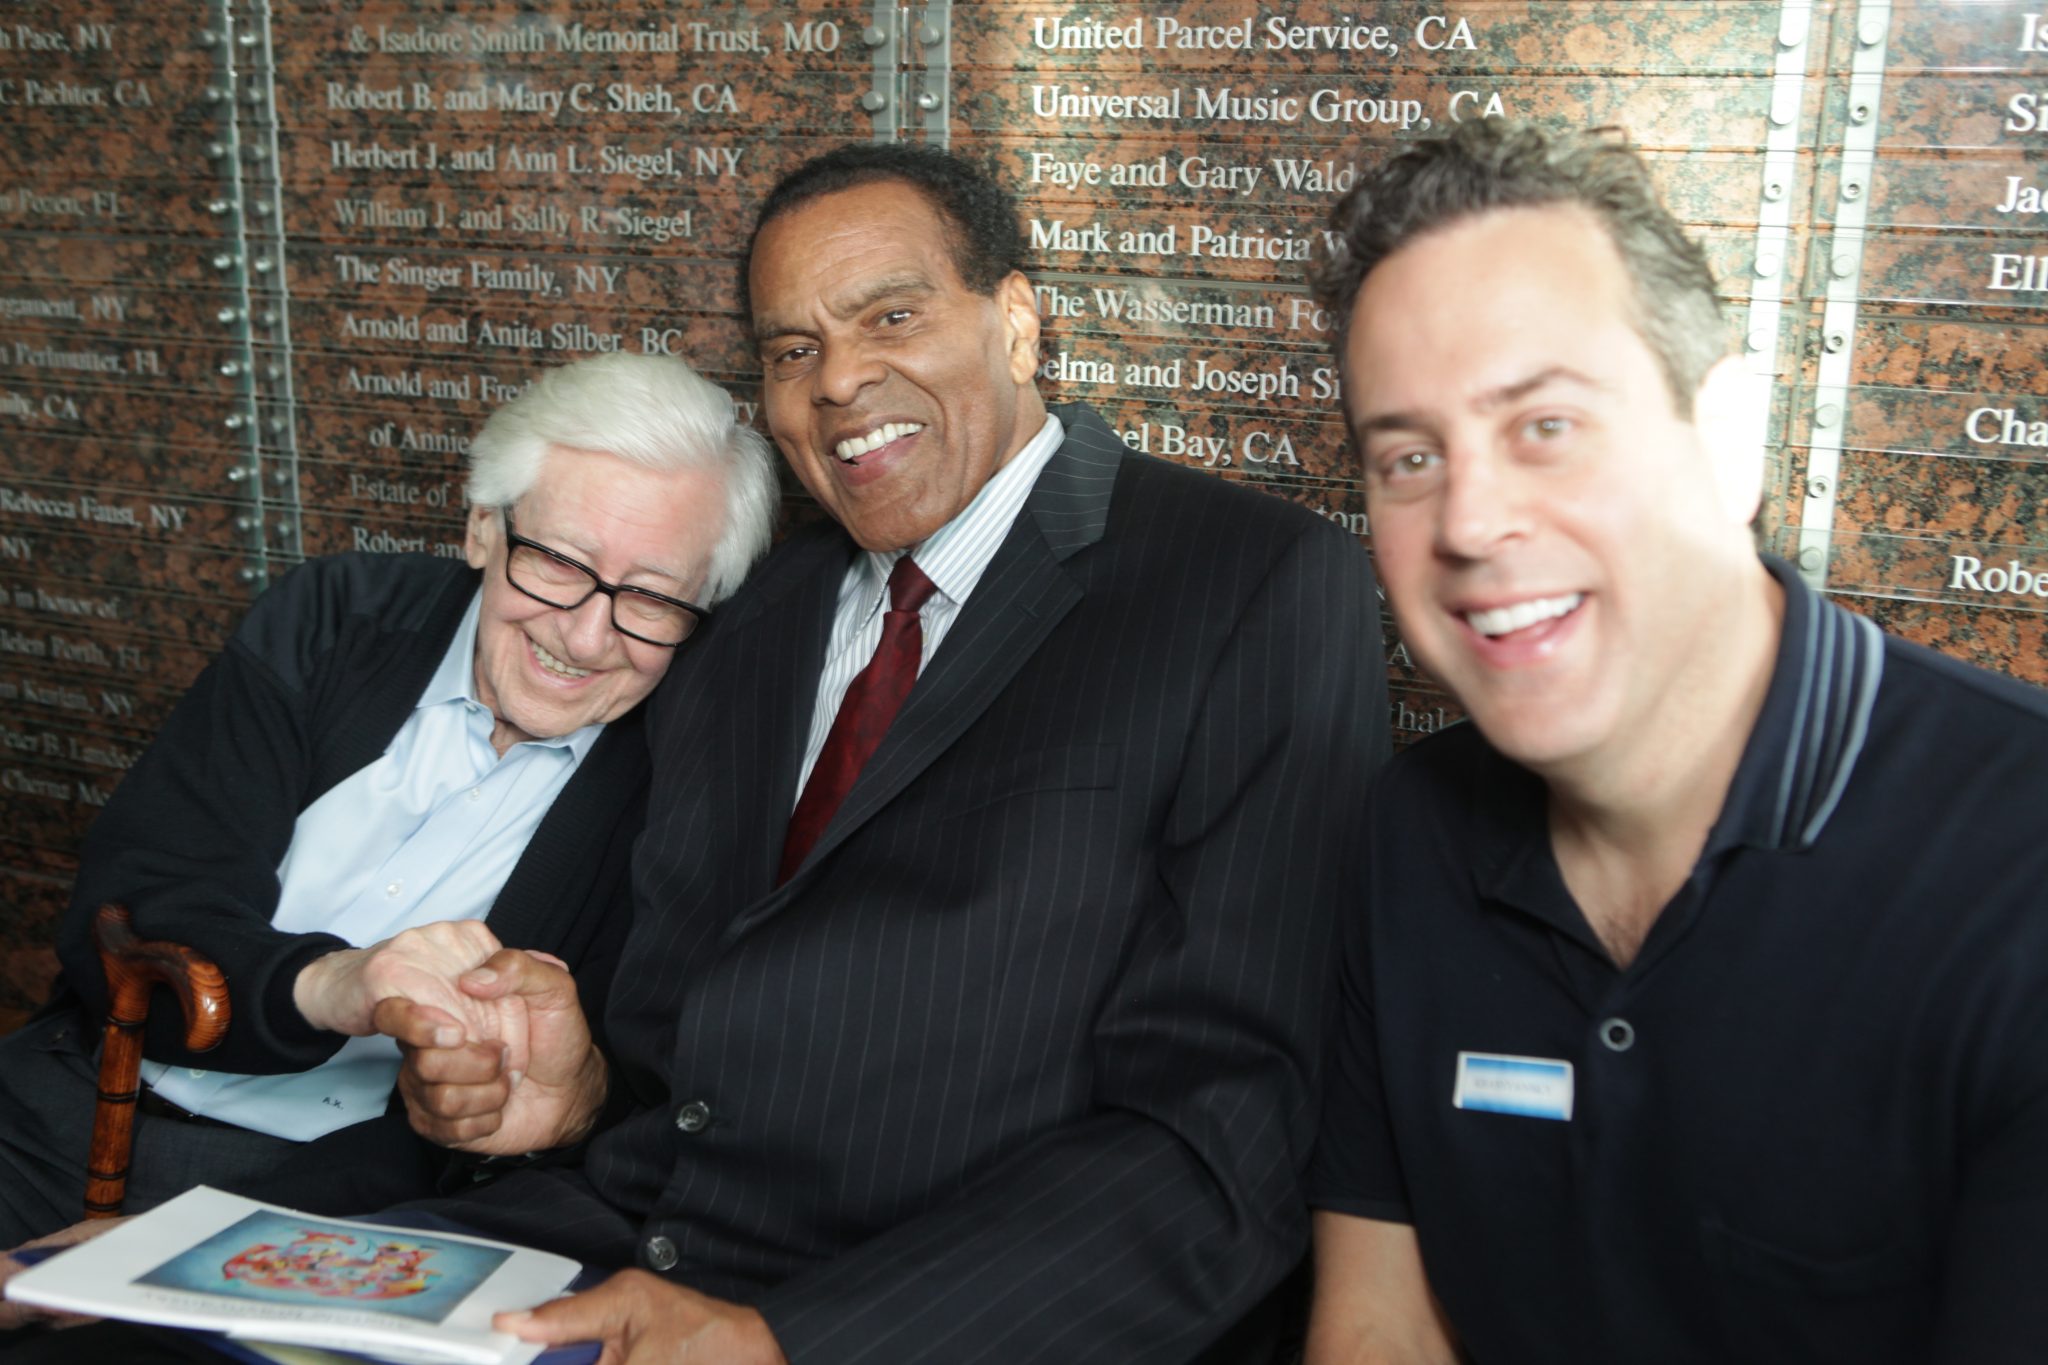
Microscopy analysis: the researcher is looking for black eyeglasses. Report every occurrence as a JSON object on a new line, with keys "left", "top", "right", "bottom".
{"left": 500, "top": 508, "right": 709, "bottom": 648}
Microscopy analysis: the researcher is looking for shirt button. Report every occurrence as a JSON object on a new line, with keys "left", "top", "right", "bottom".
{"left": 468, "top": 788, "right": 481, "bottom": 802}
{"left": 643, "top": 1235, "right": 678, "bottom": 1272}
{"left": 675, "top": 1100, "right": 712, "bottom": 1134}
{"left": 187, "top": 1068, "right": 208, "bottom": 1079}
{"left": 385, "top": 880, "right": 403, "bottom": 898}
{"left": 1599, "top": 1017, "right": 1636, "bottom": 1052}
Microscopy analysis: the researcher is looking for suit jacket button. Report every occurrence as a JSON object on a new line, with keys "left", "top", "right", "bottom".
{"left": 675, "top": 1100, "right": 712, "bottom": 1134}
{"left": 644, "top": 1235, "right": 679, "bottom": 1272}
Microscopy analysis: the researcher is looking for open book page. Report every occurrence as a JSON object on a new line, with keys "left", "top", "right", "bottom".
{"left": 3, "top": 1187, "right": 580, "bottom": 1365}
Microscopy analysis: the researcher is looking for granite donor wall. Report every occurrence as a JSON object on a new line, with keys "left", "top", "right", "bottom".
{"left": 0, "top": 0, "right": 2041, "bottom": 1016}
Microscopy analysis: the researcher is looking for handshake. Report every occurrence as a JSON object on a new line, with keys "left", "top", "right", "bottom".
{"left": 0, "top": 923, "right": 565, "bottom": 1332}
{"left": 0, "top": 925, "right": 793, "bottom": 1361}
{"left": 294, "top": 921, "right": 610, "bottom": 1157}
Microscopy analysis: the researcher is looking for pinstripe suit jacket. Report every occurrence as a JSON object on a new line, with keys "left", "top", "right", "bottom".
{"left": 446, "top": 404, "right": 1389, "bottom": 1362}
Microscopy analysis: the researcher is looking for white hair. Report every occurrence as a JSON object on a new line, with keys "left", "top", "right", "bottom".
{"left": 464, "top": 353, "right": 778, "bottom": 604}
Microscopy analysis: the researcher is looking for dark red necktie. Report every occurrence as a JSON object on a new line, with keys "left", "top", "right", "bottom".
{"left": 777, "top": 556, "right": 937, "bottom": 885}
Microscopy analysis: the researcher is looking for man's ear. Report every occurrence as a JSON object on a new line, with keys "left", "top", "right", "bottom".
{"left": 1691, "top": 355, "right": 1766, "bottom": 527}
{"left": 463, "top": 503, "right": 496, "bottom": 571}
{"left": 996, "top": 270, "right": 1042, "bottom": 387}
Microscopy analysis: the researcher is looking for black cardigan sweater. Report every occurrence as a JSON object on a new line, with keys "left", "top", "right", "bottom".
{"left": 46, "top": 552, "right": 648, "bottom": 1209}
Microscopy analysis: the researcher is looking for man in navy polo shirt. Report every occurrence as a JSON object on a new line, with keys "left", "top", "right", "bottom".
{"left": 1302, "top": 120, "right": 2048, "bottom": 1364}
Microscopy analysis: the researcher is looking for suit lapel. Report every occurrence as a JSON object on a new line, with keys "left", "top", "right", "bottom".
{"left": 702, "top": 526, "right": 849, "bottom": 895}
{"left": 723, "top": 407, "right": 1125, "bottom": 943}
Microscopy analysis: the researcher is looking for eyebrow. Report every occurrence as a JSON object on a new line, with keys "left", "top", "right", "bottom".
{"left": 753, "top": 272, "right": 936, "bottom": 342}
{"left": 1353, "top": 366, "right": 1604, "bottom": 436}
{"left": 515, "top": 520, "right": 689, "bottom": 587}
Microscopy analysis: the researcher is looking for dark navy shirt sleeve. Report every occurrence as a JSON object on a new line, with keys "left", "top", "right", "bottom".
{"left": 1305, "top": 771, "right": 1412, "bottom": 1225}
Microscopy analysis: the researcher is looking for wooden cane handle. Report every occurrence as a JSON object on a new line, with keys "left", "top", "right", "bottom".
{"left": 85, "top": 903, "right": 231, "bottom": 1218}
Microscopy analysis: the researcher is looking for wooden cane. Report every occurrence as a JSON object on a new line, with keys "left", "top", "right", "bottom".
{"left": 86, "top": 903, "right": 230, "bottom": 1217}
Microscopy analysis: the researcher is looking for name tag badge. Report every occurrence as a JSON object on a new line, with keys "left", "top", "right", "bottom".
{"left": 1453, "top": 1051, "right": 1574, "bottom": 1122}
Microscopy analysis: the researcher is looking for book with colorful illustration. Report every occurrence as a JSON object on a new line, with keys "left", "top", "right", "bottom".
{"left": 3, "top": 1187, "right": 580, "bottom": 1365}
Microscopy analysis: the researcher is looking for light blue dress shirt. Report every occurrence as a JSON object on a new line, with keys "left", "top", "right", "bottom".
{"left": 143, "top": 592, "right": 601, "bottom": 1140}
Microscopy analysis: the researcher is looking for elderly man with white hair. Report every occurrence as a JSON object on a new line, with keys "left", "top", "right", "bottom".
{"left": 0, "top": 353, "right": 777, "bottom": 1244}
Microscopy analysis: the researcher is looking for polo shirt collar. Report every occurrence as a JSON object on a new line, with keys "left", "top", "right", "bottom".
{"left": 1709, "top": 556, "right": 1885, "bottom": 854}
{"left": 1474, "top": 557, "right": 1885, "bottom": 931}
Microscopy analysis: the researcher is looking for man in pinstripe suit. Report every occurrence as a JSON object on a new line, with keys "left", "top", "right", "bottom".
{"left": 386, "top": 144, "right": 1391, "bottom": 1364}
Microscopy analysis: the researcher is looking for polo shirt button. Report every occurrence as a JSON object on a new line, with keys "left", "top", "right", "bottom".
{"left": 643, "top": 1234, "right": 678, "bottom": 1272}
{"left": 675, "top": 1100, "right": 712, "bottom": 1134}
{"left": 1599, "top": 1017, "right": 1636, "bottom": 1052}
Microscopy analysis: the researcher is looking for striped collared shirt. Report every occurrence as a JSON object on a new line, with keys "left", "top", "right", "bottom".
{"left": 793, "top": 413, "right": 1065, "bottom": 799}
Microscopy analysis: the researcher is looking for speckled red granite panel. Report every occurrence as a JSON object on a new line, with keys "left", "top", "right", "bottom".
{"left": 1845, "top": 591, "right": 2048, "bottom": 684}
{"left": 5, "top": 0, "right": 2048, "bottom": 1016}
{"left": 0, "top": 867, "right": 69, "bottom": 1017}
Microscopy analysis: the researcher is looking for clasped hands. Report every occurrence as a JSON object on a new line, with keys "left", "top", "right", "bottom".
{"left": 296, "top": 921, "right": 604, "bottom": 1155}
{"left": 302, "top": 926, "right": 785, "bottom": 1364}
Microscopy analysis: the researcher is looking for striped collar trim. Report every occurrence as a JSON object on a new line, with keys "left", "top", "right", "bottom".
{"left": 1738, "top": 558, "right": 1886, "bottom": 852}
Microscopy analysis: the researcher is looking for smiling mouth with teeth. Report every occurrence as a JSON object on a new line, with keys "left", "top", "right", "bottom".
{"left": 835, "top": 421, "right": 924, "bottom": 463}
{"left": 1464, "top": 593, "right": 1584, "bottom": 638}
{"left": 531, "top": 639, "right": 591, "bottom": 679}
